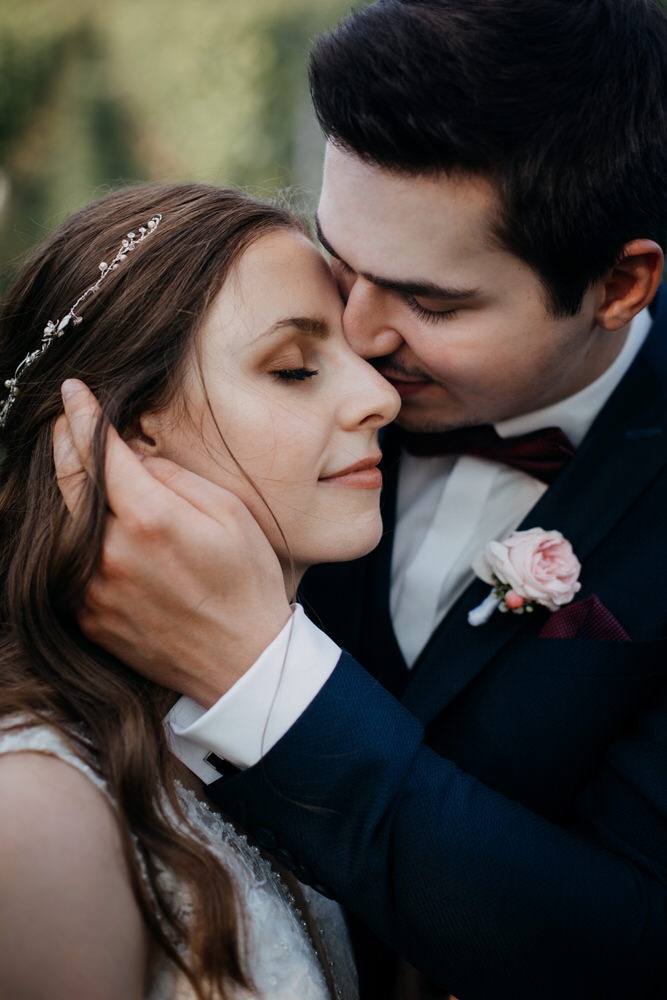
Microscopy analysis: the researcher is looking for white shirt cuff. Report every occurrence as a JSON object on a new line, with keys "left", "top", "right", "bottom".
{"left": 165, "top": 603, "right": 341, "bottom": 781}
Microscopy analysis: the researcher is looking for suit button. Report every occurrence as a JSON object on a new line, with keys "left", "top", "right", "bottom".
{"left": 311, "top": 883, "right": 334, "bottom": 899}
{"left": 255, "top": 827, "right": 278, "bottom": 851}
{"left": 273, "top": 848, "right": 296, "bottom": 870}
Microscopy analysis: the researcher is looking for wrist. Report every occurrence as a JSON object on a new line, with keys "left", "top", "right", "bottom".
{"left": 180, "top": 605, "right": 294, "bottom": 708}
{"left": 167, "top": 605, "right": 341, "bottom": 774}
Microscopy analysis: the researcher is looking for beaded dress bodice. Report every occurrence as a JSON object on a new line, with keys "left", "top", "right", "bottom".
{"left": 0, "top": 719, "right": 358, "bottom": 1000}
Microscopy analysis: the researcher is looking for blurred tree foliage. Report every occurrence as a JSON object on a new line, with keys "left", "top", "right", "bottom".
{"left": 0, "top": 0, "right": 354, "bottom": 288}
{"left": 3, "top": 0, "right": 666, "bottom": 289}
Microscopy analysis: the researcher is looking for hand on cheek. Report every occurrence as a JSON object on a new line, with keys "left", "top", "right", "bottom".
{"left": 55, "top": 380, "right": 292, "bottom": 706}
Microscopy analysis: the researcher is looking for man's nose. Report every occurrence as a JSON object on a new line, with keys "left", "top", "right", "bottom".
{"left": 342, "top": 277, "right": 404, "bottom": 359}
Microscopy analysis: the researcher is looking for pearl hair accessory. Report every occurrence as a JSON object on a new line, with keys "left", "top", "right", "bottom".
{"left": 0, "top": 214, "right": 163, "bottom": 430}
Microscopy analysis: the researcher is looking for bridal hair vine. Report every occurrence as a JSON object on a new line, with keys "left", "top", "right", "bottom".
{"left": 0, "top": 214, "right": 163, "bottom": 430}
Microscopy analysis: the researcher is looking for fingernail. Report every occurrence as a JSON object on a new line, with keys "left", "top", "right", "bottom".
{"left": 61, "top": 379, "right": 79, "bottom": 400}
{"left": 132, "top": 451, "right": 146, "bottom": 462}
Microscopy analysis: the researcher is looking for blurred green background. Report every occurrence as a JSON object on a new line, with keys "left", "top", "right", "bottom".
{"left": 4, "top": 0, "right": 666, "bottom": 293}
{"left": 0, "top": 0, "right": 355, "bottom": 289}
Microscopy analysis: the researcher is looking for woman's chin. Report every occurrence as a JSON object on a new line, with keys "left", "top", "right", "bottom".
{"left": 310, "top": 516, "right": 384, "bottom": 567}
{"left": 274, "top": 509, "right": 384, "bottom": 578}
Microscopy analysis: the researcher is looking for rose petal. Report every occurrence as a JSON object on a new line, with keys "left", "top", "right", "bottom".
{"left": 472, "top": 527, "right": 581, "bottom": 611}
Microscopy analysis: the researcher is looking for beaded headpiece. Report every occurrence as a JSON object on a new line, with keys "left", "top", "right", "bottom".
{"left": 0, "top": 214, "right": 163, "bottom": 430}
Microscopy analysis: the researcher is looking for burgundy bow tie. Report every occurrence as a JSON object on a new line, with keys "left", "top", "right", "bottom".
{"left": 400, "top": 424, "right": 575, "bottom": 484}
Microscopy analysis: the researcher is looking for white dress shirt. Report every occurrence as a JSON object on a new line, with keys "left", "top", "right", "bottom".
{"left": 167, "top": 309, "right": 652, "bottom": 780}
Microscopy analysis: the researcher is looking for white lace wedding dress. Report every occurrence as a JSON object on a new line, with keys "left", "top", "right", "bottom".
{"left": 0, "top": 719, "right": 358, "bottom": 1000}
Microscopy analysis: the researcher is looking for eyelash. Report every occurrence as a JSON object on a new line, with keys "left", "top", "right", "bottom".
{"left": 333, "top": 259, "right": 457, "bottom": 325}
{"left": 405, "top": 297, "right": 458, "bottom": 324}
{"left": 273, "top": 367, "right": 319, "bottom": 382}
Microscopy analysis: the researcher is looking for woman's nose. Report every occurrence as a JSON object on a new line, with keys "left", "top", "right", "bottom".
{"left": 341, "top": 353, "right": 401, "bottom": 430}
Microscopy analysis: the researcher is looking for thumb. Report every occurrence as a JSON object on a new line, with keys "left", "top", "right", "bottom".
{"left": 142, "top": 455, "right": 269, "bottom": 535}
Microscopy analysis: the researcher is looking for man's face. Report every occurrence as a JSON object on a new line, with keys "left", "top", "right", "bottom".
{"left": 317, "top": 144, "right": 617, "bottom": 432}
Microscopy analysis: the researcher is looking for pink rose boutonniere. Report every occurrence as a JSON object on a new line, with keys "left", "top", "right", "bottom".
{"left": 468, "top": 527, "right": 582, "bottom": 626}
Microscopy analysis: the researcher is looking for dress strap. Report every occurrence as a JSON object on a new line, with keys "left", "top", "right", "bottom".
{"left": 0, "top": 715, "right": 111, "bottom": 803}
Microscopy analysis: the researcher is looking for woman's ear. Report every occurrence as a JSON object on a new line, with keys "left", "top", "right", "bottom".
{"left": 123, "top": 413, "right": 162, "bottom": 458}
{"left": 595, "top": 239, "right": 664, "bottom": 331}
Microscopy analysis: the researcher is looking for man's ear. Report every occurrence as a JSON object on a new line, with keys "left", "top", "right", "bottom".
{"left": 596, "top": 239, "right": 664, "bottom": 331}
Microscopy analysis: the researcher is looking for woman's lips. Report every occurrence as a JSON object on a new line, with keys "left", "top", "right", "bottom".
{"left": 319, "top": 455, "right": 383, "bottom": 489}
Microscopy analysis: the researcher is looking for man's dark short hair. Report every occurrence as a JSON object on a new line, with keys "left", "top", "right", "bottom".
{"left": 309, "top": 0, "right": 667, "bottom": 316}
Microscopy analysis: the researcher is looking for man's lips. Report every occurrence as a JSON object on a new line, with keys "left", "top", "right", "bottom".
{"left": 383, "top": 374, "right": 434, "bottom": 399}
{"left": 319, "top": 454, "right": 383, "bottom": 488}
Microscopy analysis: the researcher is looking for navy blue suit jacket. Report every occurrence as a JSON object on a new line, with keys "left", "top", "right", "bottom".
{"left": 210, "top": 290, "right": 667, "bottom": 999}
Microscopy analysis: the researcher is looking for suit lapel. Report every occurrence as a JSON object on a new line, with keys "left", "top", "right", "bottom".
{"left": 402, "top": 288, "right": 667, "bottom": 721}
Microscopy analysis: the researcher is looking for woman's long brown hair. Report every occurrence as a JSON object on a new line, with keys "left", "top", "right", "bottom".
{"left": 0, "top": 183, "right": 305, "bottom": 999}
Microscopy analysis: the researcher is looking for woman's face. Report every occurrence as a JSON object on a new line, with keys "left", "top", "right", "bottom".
{"left": 142, "top": 229, "right": 400, "bottom": 583}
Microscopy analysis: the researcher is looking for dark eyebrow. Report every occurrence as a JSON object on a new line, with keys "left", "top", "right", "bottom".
{"left": 315, "top": 215, "right": 481, "bottom": 302}
{"left": 251, "top": 316, "right": 329, "bottom": 344}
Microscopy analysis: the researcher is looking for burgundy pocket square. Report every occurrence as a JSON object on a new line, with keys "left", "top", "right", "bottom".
{"left": 538, "top": 594, "right": 631, "bottom": 641}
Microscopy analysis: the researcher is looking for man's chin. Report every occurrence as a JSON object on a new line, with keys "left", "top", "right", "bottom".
{"left": 394, "top": 412, "right": 477, "bottom": 434}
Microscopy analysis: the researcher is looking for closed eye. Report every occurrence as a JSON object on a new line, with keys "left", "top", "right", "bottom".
{"left": 405, "top": 296, "right": 458, "bottom": 323}
{"left": 272, "top": 367, "right": 319, "bottom": 382}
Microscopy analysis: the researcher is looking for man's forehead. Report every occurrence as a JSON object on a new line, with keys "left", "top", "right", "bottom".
{"left": 319, "top": 141, "right": 498, "bottom": 201}
{"left": 317, "top": 145, "right": 502, "bottom": 277}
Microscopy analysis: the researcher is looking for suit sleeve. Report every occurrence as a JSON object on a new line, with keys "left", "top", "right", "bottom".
{"left": 208, "top": 651, "right": 667, "bottom": 1000}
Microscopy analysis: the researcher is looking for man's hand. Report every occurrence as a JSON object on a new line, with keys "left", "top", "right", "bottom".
{"left": 53, "top": 380, "right": 292, "bottom": 707}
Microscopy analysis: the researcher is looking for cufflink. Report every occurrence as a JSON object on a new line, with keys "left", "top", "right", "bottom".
{"left": 205, "top": 752, "right": 240, "bottom": 778}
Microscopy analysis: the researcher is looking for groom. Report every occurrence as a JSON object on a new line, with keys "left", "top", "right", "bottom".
{"left": 56, "top": 1, "right": 667, "bottom": 998}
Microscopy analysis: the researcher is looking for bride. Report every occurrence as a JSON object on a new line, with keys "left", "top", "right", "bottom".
{"left": 0, "top": 183, "right": 399, "bottom": 1000}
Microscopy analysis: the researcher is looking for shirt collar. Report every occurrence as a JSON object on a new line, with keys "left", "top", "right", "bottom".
{"left": 495, "top": 307, "right": 653, "bottom": 448}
